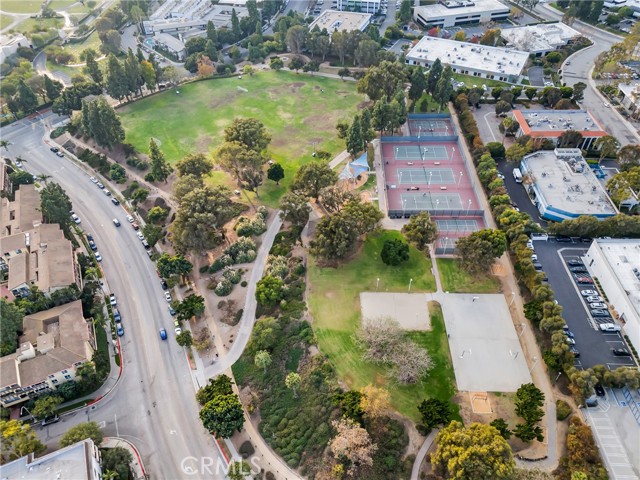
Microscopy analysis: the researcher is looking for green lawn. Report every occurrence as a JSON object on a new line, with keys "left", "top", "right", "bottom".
{"left": 0, "top": 14, "right": 15, "bottom": 29}
{"left": 119, "top": 70, "right": 364, "bottom": 207}
{"left": 308, "top": 230, "right": 457, "bottom": 422}
{"left": 14, "top": 16, "right": 63, "bottom": 34}
{"left": 47, "top": 59, "right": 85, "bottom": 79}
{"left": 1, "top": 1, "right": 43, "bottom": 13}
{"left": 452, "top": 72, "right": 510, "bottom": 89}
{"left": 49, "top": 0, "right": 87, "bottom": 10}
{"left": 437, "top": 258, "right": 501, "bottom": 293}
{"left": 62, "top": 30, "right": 102, "bottom": 57}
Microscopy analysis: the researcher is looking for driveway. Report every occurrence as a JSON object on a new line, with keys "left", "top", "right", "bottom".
{"left": 527, "top": 66, "right": 545, "bottom": 87}
{"left": 495, "top": 159, "right": 548, "bottom": 228}
{"left": 529, "top": 239, "right": 636, "bottom": 369}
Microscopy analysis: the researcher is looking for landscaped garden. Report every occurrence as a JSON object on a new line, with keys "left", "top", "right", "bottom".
{"left": 118, "top": 70, "right": 365, "bottom": 206}
{"left": 308, "top": 230, "right": 458, "bottom": 421}
{"left": 436, "top": 258, "right": 501, "bottom": 293}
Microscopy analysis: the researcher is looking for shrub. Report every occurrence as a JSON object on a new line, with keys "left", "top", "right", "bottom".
{"left": 223, "top": 268, "right": 241, "bottom": 284}
{"left": 556, "top": 399, "right": 572, "bottom": 420}
{"left": 109, "top": 163, "right": 127, "bottom": 183}
{"left": 126, "top": 157, "right": 149, "bottom": 171}
{"left": 236, "top": 250, "right": 257, "bottom": 264}
{"left": 257, "top": 206, "right": 268, "bottom": 219}
{"left": 240, "top": 281, "right": 248, "bottom": 287}
{"left": 144, "top": 172, "right": 155, "bottom": 182}
{"left": 199, "top": 264, "right": 210, "bottom": 274}
{"left": 239, "top": 441, "right": 255, "bottom": 458}
{"left": 210, "top": 254, "right": 233, "bottom": 273}
{"left": 214, "top": 278, "right": 233, "bottom": 296}
{"left": 50, "top": 126, "right": 66, "bottom": 138}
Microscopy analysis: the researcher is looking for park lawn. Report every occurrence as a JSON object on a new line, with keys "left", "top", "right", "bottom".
{"left": 14, "top": 16, "right": 63, "bottom": 34}
{"left": 46, "top": 60, "right": 84, "bottom": 79}
{"left": 62, "top": 31, "right": 102, "bottom": 57}
{"left": 49, "top": 0, "right": 87, "bottom": 11}
{"left": 411, "top": 92, "right": 450, "bottom": 114}
{"left": 437, "top": 258, "right": 501, "bottom": 293}
{"left": 452, "top": 72, "right": 509, "bottom": 89}
{"left": 1, "top": 1, "right": 42, "bottom": 13}
{"left": 0, "top": 14, "right": 14, "bottom": 29}
{"left": 119, "top": 70, "right": 364, "bottom": 207}
{"left": 308, "top": 230, "right": 455, "bottom": 422}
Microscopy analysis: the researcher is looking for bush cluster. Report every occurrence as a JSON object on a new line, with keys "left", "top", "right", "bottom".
{"left": 126, "top": 157, "right": 149, "bottom": 171}
{"left": 214, "top": 278, "right": 233, "bottom": 297}
{"left": 210, "top": 238, "right": 257, "bottom": 272}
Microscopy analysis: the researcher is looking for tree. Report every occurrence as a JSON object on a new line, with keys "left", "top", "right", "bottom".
{"left": 0, "top": 300, "right": 24, "bottom": 356}
{"left": 505, "top": 143, "right": 530, "bottom": 162}
{"left": 83, "top": 49, "right": 103, "bottom": 85}
{"left": 44, "top": 75, "right": 63, "bottom": 101}
{"left": 292, "top": 161, "right": 338, "bottom": 199}
{"left": 329, "top": 418, "right": 377, "bottom": 475}
{"left": 399, "top": 0, "right": 412, "bottom": 22}
{"left": 359, "top": 385, "right": 390, "bottom": 420}
{"left": 32, "top": 395, "right": 63, "bottom": 420}
{"left": 495, "top": 100, "right": 512, "bottom": 116}
{"left": 401, "top": 212, "right": 437, "bottom": 251}
{"left": 176, "top": 330, "right": 193, "bottom": 348}
{"left": 319, "top": 185, "right": 352, "bottom": 214}
{"left": 617, "top": 145, "right": 640, "bottom": 170}
{"left": 199, "top": 394, "right": 245, "bottom": 438}
{"left": 357, "top": 60, "right": 407, "bottom": 102}
{"left": 60, "top": 421, "right": 104, "bottom": 447}
{"left": 418, "top": 398, "right": 453, "bottom": 432}
{"left": 572, "top": 81, "right": 586, "bottom": 102}
{"left": 17, "top": 79, "right": 38, "bottom": 114}
{"left": 480, "top": 28, "right": 501, "bottom": 46}
{"left": 490, "top": 418, "right": 512, "bottom": 440}
{"left": 558, "top": 130, "right": 583, "bottom": 148}
{"left": 454, "top": 30, "right": 466, "bottom": 41}
{"left": 176, "top": 153, "right": 213, "bottom": 178}
{"left": 338, "top": 67, "right": 351, "bottom": 80}
{"left": 146, "top": 206, "right": 169, "bottom": 224}
{"left": 309, "top": 213, "right": 358, "bottom": 260}
{"left": 255, "top": 275, "right": 284, "bottom": 307}
{"left": 215, "top": 141, "right": 264, "bottom": 196}
{"left": 434, "top": 66, "right": 454, "bottom": 110}
{"left": 427, "top": 58, "right": 443, "bottom": 95}
{"left": 227, "top": 460, "right": 252, "bottom": 480}
{"left": 267, "top": 162, "right": 284, "bottom": 185}
{"left": 0, "top": 140, "right": 11, "bottom": 152}
{"left": 380, "top": 238, "right": 409, "bottom": 265}
{"left": 0, "top": 420, "right": 45, "bottom": 463}
{"left": 224, "top": 117, "right": 271, "bottom": 153}
{"left": 289, "top": 55, "right": 305, "bottom": 73}
{"left": 595, "top": 135, "right": 619, "bottom": 161}
{"left": 346, "top": 115, "right": 364, "bottom": 158}
{"left": 525, "top": 87, "right": 538, "bottom": 101}
{"left": 40, "top": 182, "right": 72, "bottom": 232}
{"left": 196, "top": 375, "right": 234, "bottom": 405}
{"left": 82, "top": 96, "right": 125, "bottom": 149}
{"left": 514, "top": 422, "right": 544, "bottom": 443}
{"left": 254, "top": 350, "right": 272, "bottom": 374}
{"left": 270, "top": 57, "right": 284, "bottom": 71}
{"left": 408, "top": 68, "right": 427, "bottom": 105}
{"left": 100, "top": 30, "right": 122, "bottom": 55}
{"left": 432, "top": 422, "right": 515, "bottom": 479}
{"left": 148, "top": 138, "right": 173, "bottom": 182}
{"left": 515, "top": 383, "right": 545, "bottom": 423}
{"left": 285, "top": 372, "right": 301, "bottom": 397}
{"left": 175, "top": 294, "right": 205, "bottom": 321}
{"left": 105, "top": 54, "right": 128, "bottom": 101}
{"left": 101, "top": 447, "right": 133, "bottom": 480}
{"left": 279, "top": 192, "right": 311, "bottom": 227}
{"left": 456, "top": 229, "right": 507, "bottom": 275}
{"left": 286, "top": 25, "right": 307, "bottom": 54}
{"left": 140, "top": 60, "right": 157, "bottom": 92}
{"left": 156, "top": 254, "right": 193, "bottom": 278}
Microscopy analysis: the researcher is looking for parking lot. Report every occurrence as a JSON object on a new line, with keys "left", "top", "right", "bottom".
{"left": 495, "top": 159, "right": 548, "bottom": 228}
{"left": 530, "top": 238, "right": 636, "bottom": 370}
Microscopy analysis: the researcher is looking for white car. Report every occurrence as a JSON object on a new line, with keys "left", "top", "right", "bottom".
{"left": 103, "top": 189, "right": 111, "bottom": 196}
{"left": 110, "top": 293, "right": 117, "bottom": 306}
{"left": 531, "top": 254, "right": 538, "bottom": 262}
{"left": 165, "top": 292, "right": 172, "bottom": 303}
{"left": 95, "top": 251, "right": 102, "bottom": 262}
{"left": 90, "top": 176, "right": 98, "bottom": 183}
{"left": 580, "top": 289, "right": 598, "bottom": 296}
{"left": 589, "top": 302, "right": 607, "bottom": 309}
{"left": 585, "top": 295, "right": 603, "bottom": 303}
{"left": 136, "top": 231, "right": 145, "bottom": 241}
{"left": 603, "top": 102, "right": 610, "bottom": 108}
{"left": 71, "top": 214, "right": 81, "bottom": 224}
{"left": 126, "top": 215, "right": 134, "bottom": 223}
{"left": 599, "top": 323, "right": 621, "bottom": 332}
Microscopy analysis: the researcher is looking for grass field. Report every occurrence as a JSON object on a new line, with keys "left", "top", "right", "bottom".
{"left": 308, "top": 230, "right": 458, "bottom": 421}
{"left": 62, "top": 31, "right": 102, "bottom": 57}
{"left": 49, "top": 0, "right": 88, "bottom": 10}
{"left": 437, "top": 258, "right": 501, "bottom": 293}
{"left": 119, "top": 70, "right": 364, "bottom": 206}
{"left": 46, "top": 59, "right": 84, "bottom": 80}
{"left": 1, "top": 1, "right": 42, "bottom": 13}
{"left": 14, "top": 16, "right": 63, "bottom": 34}
{"left": 0, "top": 14, "right": 14, "bottom": 29}
{"left": 452, "top": 72, "right": 510, "bottom": 89}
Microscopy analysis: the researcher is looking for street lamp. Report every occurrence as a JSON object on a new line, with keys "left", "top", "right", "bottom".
{"left": 458, "top": 171, "right": 463, "bottom": 186}
{"left": 402, "top": 198, "right": 407, "bottom": 217}
{"left": 518, "top": 322, "right": 526, "bottom": 337}
{"left": 408, "top": 278, "right": 413, "bottom": 293}
{"left": 376, "top": 278, "right": 380, "bottom": 291}
{"left": 444, "top": 236, "right": 449, "bottom": 252}
{"left": 466, "top": 199, "right": 472, "bottom": 215}
{"left": 510, "top": 291, "right": 516, "bottom": 306}
{"left": 20, "top": 406, "right": 33, "bottom": 419}
{"left": 450, "top": 146, "right": 455, "bottom": 161}
{"left": 418, "top": 125, "right": 422, "bottom": 139}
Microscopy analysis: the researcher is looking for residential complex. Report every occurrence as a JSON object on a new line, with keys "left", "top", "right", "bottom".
{"left": 500, "top": 22, "right": 582, "bottom": 55}
{"left": 406, "top": 36, "right": 528, "bottom": 82}
{"left": 308, "top": 10, "right": 373, "bottom": 32}
{"left": 0, "top": 439, "right": 102, "bottom": 480}
{"left": 0, "top": 33, "right": 30, "bottom": 64}
{"left": 1, "top": 185, "right": 81, "bottom": 299}
{"left": 518, "top": 149, "right": 618, "bottom": 221}
{"left": 0, "top": 300, "right": 95, "bottom": 408}
{"left": 583, "top": 239, "right": 640, "bottom": 353}
{"left": 413, "top": 0, "right": 510, "bottom": 28}
{"left": 618, "top": 83, "right": 640, "bottom": 120}
{"left": 334, "top": 0, "right": 381, "bottom": 14}
{"left": 512, "top": 109, "right": 609, "bottom": 150}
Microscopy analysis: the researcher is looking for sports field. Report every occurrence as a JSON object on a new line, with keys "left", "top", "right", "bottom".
{"left": 119, "top": 71, "right": 364, "bottom": 206}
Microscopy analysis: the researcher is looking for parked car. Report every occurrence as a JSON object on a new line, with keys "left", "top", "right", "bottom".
{"left": 132, "top": 222, "right": 140, "bottom": 231}
{"left": 566, "top": 259, "right": 583, "bottom": 266}
{"left": 564, "top": 335, "right": 576, "bottom": 345}
{"left": 563, "top": 329, "right": 575, "bottom": 338}
{"left": 569, "top": 266, "right": 587, "bottom": 273}
{"left": 160, "top": 280, "right": 168, "bottom": 290}
{"left": 556, "top": 235, "right": 572, "bottom": 242}
{"left": 573, "top": 275, "right": 593, "bottom": 284}
{"left": 569, "top": 346, "right": 580, "bottom": 358}
{"left": 586, "top": 295, "right": 603, "bottom": 303}
{"left": 41, "top": 415, "right": 60, "bottom": 426}
{"left": 580, "top": 289, "right": 598, "bottom": 296}
{"left": 168, "top": 305, "right": 175, "bottom": 316}
{"left": 97, "top": 182, "right": 105, "bottom": 189}
{"left": 580, "top": 237, "right": 592, "bottom": 244}
{"left": 111, "top": 198, "right": 120, "bottom": 206}
{"left": 95, "top": 252, "right": 102, "bottom": 262}
{"left": 612, "top": 348, "right": 631, "bottom": 356}
{"left": 136, "top": 232, "right": 145, "bottom": 241}
{"left": 591, "top": 309, "right": 611, "bottom": 317}
{"left": 589, "top": 302, "right": 607, "bottom": 309}
{"left": 110, "top": 293, "right": 117, "bottom": 306}
{"left": 103, "top": 189, "right": 111, "bottom": 196}
{"left": 531, "top": 254, "right": 538, "bottom": 262}
{"left": 159, "top": 328, "right": 167, "bottom": 340}
{"left": 165, "top": 292, "right": 172, "bottom": 303}
{"left": 71, "top": 214, "right": 81, "bottom": 224}
{"left": 594, "top": 384, "right": 605, "bottom": 396}
{"left": 126, "top": 215, "right": 134, "bottom": 223}
{"left": 89, "top": 239, "right": 97, "bottom": 251}
{"left": 90, "top": 176, "right": 98, "bottom": 183}
{"left": 599, "top": 323, "right": 621, "bottom": 332}
{"left": 113, "top": 218, "right": 121, "bottom": 227}
{"left": 117, "top": 324, "right": 125, "bottom": 336}
{"left": 55, "top": 151, "right": 64, "bottom": 158}
{"left": 533, "top": 263, "right": 543, "bottom": 271}
{"left": 50, "top": 147, "right": 59, "bottom": 153}
{"left": 113, "top": 308, "right": 121, "bottom": 322}
{"left": 142, "top": 240, "right": 150, "bottom": 250}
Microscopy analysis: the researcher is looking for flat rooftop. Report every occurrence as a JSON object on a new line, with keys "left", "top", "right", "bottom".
{"left": 414, "top": 0, "right": 509, "bottom": 18}
{"left": 513, "top": 110, "right": 608, "bottom": 138}
{"left": 522, "top": 149, "right": 617, "bottom": 216}
{"left": 308, "top": 10, "right": 372, "bottom": 32}
{"left": 593, "top": 239, "right": 640, "bottom": 322}
{"left": 406, "top": 36, "right": 528, "bottom": 76}
{"left": 501, "top": 22, "right": 581, "bottom": 52}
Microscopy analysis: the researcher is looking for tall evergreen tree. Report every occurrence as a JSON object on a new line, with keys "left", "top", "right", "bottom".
{"left": 124, "top": 48, "right": 142, "bottom": 97}
{"left": 17, "top": 79, "right": 38, "bottom": 114}
{"left": 105, "top": 54, "right": 128, "bottom": 101}
{"left": 140, "top": 60, "right": 157, "bottom": 92}
{"left": 231, "top": 9, "right": 241, "bottom": 40}
{"left": 434, "top": 66, "right": 454, "bottom": 110}
{"left": 82, "top": 97, "right": 125, "bottom": 149}
{"left": 346, "top": 115, "right": 363, "bottom": 158}
{"left": 426, "top": 58, "right": 443, "bottom": 96}
{"left": 360, "top": 108, "right": 374, "bottom": 145}
{"left": 206, "top": 21, "right": 218, "bottom": 45}
{"left": 205, "top": 39, "right": 218, "bottom": 62}
{"left": 408, "top": 67, "right": 427, "bottom": 105}
{"left": 394, "top": 87, "right": 407, "bottom": 125}
{"left": 83, "top": 49, "right": 103, "bottom": 85}
{"left": 43, "top": 75, "right": 63, "bottom": 101}
{"left": 149, "top": 138, "right": 173, "bottom": 183}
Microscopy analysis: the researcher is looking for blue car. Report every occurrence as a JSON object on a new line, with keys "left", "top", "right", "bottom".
{"left": 116, "top": 324, "right": 124, "bottom": 337}
{"left": 113, "top": 308, "right": 121, "bottom": 323}
{"left": 159, "top": 328, "right": 167, "bottom": 340}
{"left": 168, "top": 305, "right": 175, "bottom": 316}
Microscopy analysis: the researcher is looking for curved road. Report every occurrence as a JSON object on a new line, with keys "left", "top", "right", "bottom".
{"left": 3, "top": 112, "right": 224, "bottom": 479}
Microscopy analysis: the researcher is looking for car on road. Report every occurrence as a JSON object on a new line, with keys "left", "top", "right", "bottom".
{"left": 142, "top": 239, "right": 150, "bottom": 250}
{"left": 603, "top": 102, "right": 610, "bottom": 108}
{"left": 566, "top": 259, "right": 583, "bottom": 266}
{"left": 573, "top": 274, "right": 593, "bottom": 284}
{"left": 71, "top": 213, "right": 81, "bottom": 224}
{"left": 95, "top": 252, "right": 102, "bottom": 262}
{"left": 569, "top": 266, "right": 587, "bottom": 273}
{"left": 136, "top": 232, "right": 145, "bottom": 241}
{"left": 132, "top": 222, "right": 140, "bottom": 230}
{"left": 586, "top": 295, "right": 603, "bottom": 303}
{"left": 569, "top": 346, "right": 580, "bottom": 358}
{"left": 612, "top": 348, "right": 631, "bottom": 356}
{"left": 580, "top": 237, "right": 592, "bottom": 244}
{"left": 50, "top": 147, "right": 59, "bottom": 153}
{"left": 533, "top": 263, "right": 543, "bottom": 271}
{"left": 90, "top": 176, "right": 98, "bottom": 183}
{"left": 103, "top": 189, "right": 111, "bottom": 196}
{"left": 97, "top": 182, "right": 104, "bottom": 189}
{"left": 126, "top": 215, "right": 134, "bottom": 223}
{"left": 165, "top": 292, "right": 172, "bottom": 303}
{"left": 159, "top": 328, "right": 167, "bottom": 340}
{"left": 15, "top": 160, "right": 23, "bottom": 168}
{"left": 564, "top": 335, "right": 576, "bottom": 345}
{"left": 55, "top": 151, "right": 64, "bottom": 158}
{"left": 599, "top": 323, "right": 621, "bottom": 332}
{"left": 89, "top": 239, "right": 97, "bottom": 251}
{"left": 113, "top": 218, "right": 121, "bottom": 227}
{"left": 589, "top": 302, "right": 607, "bottom": 309}
{"left": 111, "top": 198, "right": 120, "bottom": 206}
{"left": 117, "top": 324, "right": 125, "bottom": 336}
{"left": 591, "top": 309, "right": 610, "bottom": 317}
{"left": 41, "top": 415, "right": 60, "bottom": 426}
{"left": 160, "top": 280, "right": 168, "bottom": 290}
{"left": 174, "top": 325, "right": 182, "bottom": 335}
{"left": 113, "top": 308, "right": 121, "bottom": 322}
{"left": 110, "top": 293, "right": 117, "bottom": 306}
{"left": 168, "top": 305, "right": 175, "bottom": 316}
{"left": 564, "top": 329, "right": 575, "bottom": 338}
{"left": 531, "top": 254, "right": 538, "bottom": 262}
{"left": 556, "top": 235, "right": 572, "bottom": 242}
{"left": 580, "top": 289, "right": 598, "bottom": 296}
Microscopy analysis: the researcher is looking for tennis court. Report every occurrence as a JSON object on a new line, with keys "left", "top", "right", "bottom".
{"left": 397, "top": 168, "right": 455, "bottom": 184}
{"left": 393, "top": 144, "right": 451, "bottom": 161}
{"left": 436, "top": 219, "right": 480, "bottom": 232}
{"left": 400, "top": 192, "right": 463, "bottom": 210}
{"left": 407, "top": 116, "right": 455, "bottom": 137}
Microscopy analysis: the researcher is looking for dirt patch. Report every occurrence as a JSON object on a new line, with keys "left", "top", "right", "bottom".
{"left": 196, "top": 134, "right": 213, "bottom": 153}
{"left": 209, "top": 90, "right": 240, "bottom": 109}
{"left": 290, "top": 82, "right": 305, "bottom": 92}
{"left": 302, "top": 114, "right": 336, "bottom": 133}
{"left": 357, "top": 100, "right": 373, "bottom": 110}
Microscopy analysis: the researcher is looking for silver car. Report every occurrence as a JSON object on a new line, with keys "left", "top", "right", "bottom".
{"left": 589, "top": 302, "right": 607, "bottom": 309}
{"left": 585, "top": 295, "right": 603, "bottom": 303}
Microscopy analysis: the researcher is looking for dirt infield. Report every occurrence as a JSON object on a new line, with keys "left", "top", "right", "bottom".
{"left": 360, "top": 292, "right": 431, "bottom": 330}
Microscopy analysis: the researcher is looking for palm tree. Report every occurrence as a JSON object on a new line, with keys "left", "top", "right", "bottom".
{"left": 36, "top": 173, "right": 51, "bottom": 184}
{"left": 0, "top": 140, "right": 12, "bottom": 152}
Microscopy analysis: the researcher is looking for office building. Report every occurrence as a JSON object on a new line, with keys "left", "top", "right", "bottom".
{"left": 413, "top": 0, "right": 510, "bottom": 28}
{"left": 500, "top": 22, "right": 581, "bottom": 55}
{"left": 335, "top": 0, "right": 381, "bottom": 14}
{"left": 309, "top": 10, "right": 372, "bottom": 32}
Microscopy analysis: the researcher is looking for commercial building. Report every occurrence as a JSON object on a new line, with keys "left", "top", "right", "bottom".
{"left": 0, "top": 439, "right": 102, "bottom": 480}
{"left": 500, "top": 22, "right": 581, "bottom": 55}
{"left": 406, "top": 36, "right": 528, "bottom": 83}
{"left": 583, "top": 239, "right": 640, "bottom": 353}
{"left": 512, "top": 110, "right": 609, "bottom": 150}
{"left": 0, "top": 184, "right": 81, "bottom": 299}
{"left": 335, "top": 0, "right": 381, "bottom": 14}
{"left": 518, "top": 149, "right": 618, "bottom": 221}
{"left": 308, "top": 10, "right": 372, "bottom": 32}
{"left": 0, "top": 33, "right": 30, "bottom": 64}
{"left": 413, "top": 0, "right": 510, "bottom": 28}
{"left": 153, "top": 32, "right": 187, "bottom": 60}
{"left": 0, "top": 300, "right": 95, "bottom": 408}
{"left": 618, "top": 83, "right": 640, "bottom": 120}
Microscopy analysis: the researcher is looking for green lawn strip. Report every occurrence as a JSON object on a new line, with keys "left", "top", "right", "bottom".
{"left": 436, "top": 258, "right": 501, "bottom": 293}
{"left": 62, "top": 30, "right": 102, "bottom": 57}
{"left": 49, "top": 0, "right": 85, "bottom": 10}
{"left": 58, "top": 399, "right": 94, "bottom": 414}
{"left": 1, "top": 1, "right": 42, "bottom": 13}
{"left": 452, "top": 72, "right": 510, "bottom": 89}
{"left": 95, "top": 322, "right": 111, "bottom": 380}
{"left": 46, "top": 59, "right": 84, "bottom": 79}
{"left": 308, "top": 230, "right": 450, "bottom": 421}
{"left": 119, "top": 71, "right": 363, "bottom": 207}
{"left": 14, "top": 16, "right": 63, "bottom": 33}
{"left": 0, "top": 14, "right": 15, "bottom": 29}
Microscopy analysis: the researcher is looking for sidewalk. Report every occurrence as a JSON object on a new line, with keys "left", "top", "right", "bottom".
{"left": 102, "top": 437, "right": 147, "bottom": 480}
{"left": 411, "top": 428, "right": 439, "bottom": 480}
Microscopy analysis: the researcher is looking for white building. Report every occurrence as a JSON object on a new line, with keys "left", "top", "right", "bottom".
{"left": 405, "top": 36, "right": 528, "bottom": 83}
{"left": 0, "top": 33, "right": 30, "bottom": 64}
{"left": 603, "top": 0, "right": 640, "bottom": 16}
{"left": 583, "top": 239, "right": 640, "bottom": 353}
{"left": 0, "top": 439, "right": 102, "bottom": 480}
{"left": 619, "top": 83, "right": 640, "bottom": 120}
{"left": 335, "top": 0, "right": 381, "bottom": 14}
{"left": 153, "top": 32, "right": 187, "bottom": 60}
{"left": 500, "top": 22, "right": 582, "bottom": 55}
{"left": 413, "top": 0, "right": 510, "bottom": 28}
{"left": 309, "top": 10, "right": 372, "bottom": 32}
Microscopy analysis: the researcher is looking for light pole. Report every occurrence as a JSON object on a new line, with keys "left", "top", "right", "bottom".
{"left": 518, "top": 322, "right": 526, "bottom": 338}
{"left": 20, "top": 406, "right": 32, "bottom": 418}
{"left": 510, "top": 291, "right": 516, "bottom": 306}
{"left": 529, "top": 356, "right": 539, "bottom": 373}
{"left": 402, "top": 198, "right": 407, "bottom": 217}
{"left": 466, "top": 199, "right": 472, "bottom": 215}
{"left": 312, "top": 142, "right": 317, "bottom": 157}
{"left": 450, "top": 146, "right": 455, "bottom": 161}
{"left": 444, "top": 236, "right": 449, "bottom": 252}
{"left": 408, "top": 278, "right": 413, "bottom": 293}
{"left": 458, "top": 171, "right": 463, "bottom": 186}
{"left": 376, "top": 277, "right": 380, "bottom": 291}
{"left": 436, "top": 199, "right": 440, "bottom": 213}
{"left": 418, "top": 125, "right": 422, "bottom": 139}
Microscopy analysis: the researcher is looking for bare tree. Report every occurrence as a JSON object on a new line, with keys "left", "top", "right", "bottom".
{"left": 389, "top": 341, "right": 433, "bottom": 384}
{"left": 330, "top": 418, "right": 377, "bottom": 475}
{"left": 355, "top": 317, "right": 403, "bottom": 364}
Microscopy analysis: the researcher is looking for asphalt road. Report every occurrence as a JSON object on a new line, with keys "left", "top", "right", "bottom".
{"left": 494, "top": 159, "right": 548, "bottom": 228}
{"left": 530, "top": 238, "right": 636, "bottom": 370}
{"left": 3, "top": 113, "right": 224, "bottom": 479}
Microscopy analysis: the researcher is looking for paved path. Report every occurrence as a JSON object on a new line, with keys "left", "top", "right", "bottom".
{"left": 410, "top": 428, "right": 439, "bottom": 480}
